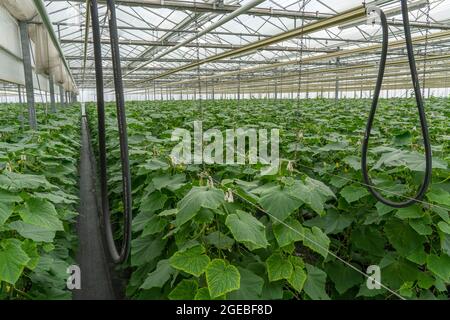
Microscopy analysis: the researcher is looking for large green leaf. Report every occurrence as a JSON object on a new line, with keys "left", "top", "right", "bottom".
{"left": 33, "top": 191, "right": 77, "bottom": 205}
{"left": 303, "top": 209, "right": 354, "bottom": 234}
{"left": 140, "top": 191, "right": 168, "bottom": 214}
{"left": 8, "top": 221, "right": 56, "bottom": 243}
{"left": 168, "top": 279, "right": 198, "bottom": 300}
{"left": 440, "top": 232, "right": 450, "bottom": 256}
{"left": 0, "top": 202, "right": 13, "bottom": 225}
{"left": 384, "top": 220, "right": 425, "bottom": 257}
{"left": 288, "top": 257, "right": 307, "bottom": 293}
{"left": 376, "top": 202, "right": 395, "bottom": 216}
{"left": 340, "top": 184, "right": 369, "bottom": 203}
{"left": 194, "top": 287, "right": 225, "bottom": 300}
{"left": 142, "top": 215, "right": 168, "bottom": 236}
{"left": 289, "top": 178, "right": 335, "bottom": 215}
{"left": 0, "top": 239, "right": 30, "bottom": 284}
{"left": 374, "top": 149, "right": 447, "bottom": 172}
{"left": 228, "top": 267, "right": 264, "bottom": 300}
{"left": 169, "top": 245, "right": 210, "bottom": 277}
{"left": 140, "top": 259, "right": 175, "bottom": 290}
{"left": 427, "top": 254, "right": 450, "bottom": 282}
{"left": 304, "top": 264, "right": 330, "bottom": 300}
{"left": 351, "top": 226, "right": 386, "bottom": 256}
{"left": 427, "top": 188, "right": 450, "bottom": 207}
{"left": 176, "top": 187, "right": 224, "bottom": 226}
{"left": 152, "top": 174, "right": 186, "bottom": 191}
{"left": 18, "top": 198, "right": 64, "bottom": 231}
{"left": 258, "top": 186, "right": 303, "bottom": 221}
{"left": 206, "top": 259, "right": 240, "bottom": 298}
{"left": 204, "top": 231, "right": 235, "bottom": 250}
{"left": 131, "top": 235, "right": 166, "bottom": 267}
{"left": 272, "top": 217, "right": 304, "bottom": 247}
{"left": 225, "top": 210, "right": 268, "bottom": 251}
{"left": 437, "top": 221, "right": 450, "bottom": 235}
{"left": 0, "top": 189, "right": 22, "bottom": 203}
{"left": 302, "top": 227, "right": 330, "bottom": 259}
{"left": 137, "top": 159, "right": 170, "bottom": 175}
{"left": 266, "top": 252, "right": 293, "bottom": 282}
{"left": 21, "top": 239, "right": 40, "bottom": 270}
{"left": 382, "top": 258, "right": 419, "bottom": 289}
{"left": 409, "top": 219, "right": 433, "bottom": 236}
{"left": 0, "top": 172, "right": 53, "bottom": 191}
{"left": 326, "top": 261, "right": 363, "bottom": 295}
{"left": 132, "top": 210, "right": 153, "bottom": 232}
{"left": 395, "top": 205, "right": 424, "bottom": 219}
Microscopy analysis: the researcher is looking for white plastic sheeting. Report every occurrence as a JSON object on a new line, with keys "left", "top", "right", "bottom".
{"left": 0, "top": 0, "right": 35, "bottom": 21}
{"left": 0, "top": 0, "right": 74, "bottom": 92}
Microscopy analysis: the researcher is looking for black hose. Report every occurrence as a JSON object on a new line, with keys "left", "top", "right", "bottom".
{"left": 90, "top": 0, "right": 132, "bottom": 263}
{"left": 361, "top": 1, "right": 432, "bottom": 208}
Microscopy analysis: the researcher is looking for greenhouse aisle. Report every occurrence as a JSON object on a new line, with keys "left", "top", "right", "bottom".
{"left": 73, "top": 115, "right": 117, "bottom": 300}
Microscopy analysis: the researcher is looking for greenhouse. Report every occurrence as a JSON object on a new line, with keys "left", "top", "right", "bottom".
{"left": 0, "top": 0, "right": 449, "bottom": 302}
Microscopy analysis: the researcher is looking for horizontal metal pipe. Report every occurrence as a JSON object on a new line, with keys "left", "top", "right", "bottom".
{"left": 134, "top": 5, "right": 367, "bottom": 84}
{"left": 48, "top": 0, "right": 334, "bottom": 19}
{"left": 61, "top": 38, "right": 336, "bottom": 53}
{"left": 165, "top": 29, "right": 450, "bottom": 86}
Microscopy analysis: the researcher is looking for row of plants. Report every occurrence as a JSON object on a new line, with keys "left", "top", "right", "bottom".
{"left": 0, "top": 104, "right": 80, "bottom": 299}
{"left": 87, "top": 97, "right": 450, "bottom": 300}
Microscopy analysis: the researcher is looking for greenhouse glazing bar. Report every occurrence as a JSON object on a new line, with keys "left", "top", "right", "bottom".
{"left": 158, "top": 29, "right": 450, "bottom": 88}
{"left": 49, "top": 0, "right": 334, "bottom": 19}
{"left": 61, "top": 38, "right": 337, "bottom": 53}
{"left": 138, "top": 5, "right": 367, "bottom": 83}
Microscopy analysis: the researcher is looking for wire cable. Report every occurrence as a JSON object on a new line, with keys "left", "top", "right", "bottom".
{"left": 208, "top": 176, "right": 405, "bottom": 300}
{"left": 361, "top": 1, "right": 432, "bottom": 208}
{"left": 90, "top": 0, "right": 132, "bottom": 264}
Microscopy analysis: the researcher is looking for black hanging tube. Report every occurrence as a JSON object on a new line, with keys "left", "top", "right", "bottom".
{"left": 90, "top": 0, "right": 132, "bottom": 263}
{"left": 361, "top": 1, "right": 432, "bottom": 208}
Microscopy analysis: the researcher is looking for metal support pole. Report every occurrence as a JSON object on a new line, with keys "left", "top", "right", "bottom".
{"left": 237, "top": 74, "right": 241, "bottom": 102}
{"left": 280, "top": 69, "right": 283, "bottom": 99}
{"left": 335, "top": 58, "right": 340, "bottom": 102}
{"left": 59, "top": 84, "right": 65, "bottom": 108}
{"left": 274, "top": 79, "right": 278, "bottom": 101}
{"left": 16, "top": 84, "right": 25, "bottom": 130}
{"left": 19, "top": 21, "right": 37, "bottom": 130}
{"left": 49, "top": 75, "right": 56, "bottom": 113}
{"left": 18, "top": 85, "right": 22, "bottom": 103}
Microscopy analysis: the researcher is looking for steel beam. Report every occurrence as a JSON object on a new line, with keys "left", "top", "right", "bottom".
{"left": 19, "top": 21, "right": 37, "bottom": 130}
{"left": 335, "top": 58, "right": 340, "bottom": 101}
{"left": 59, "top": 84, "right": 65, "bottom": 108}
{"left": 61, "top": 38, "right": 335, "bottom": 53}
{"left": 66, "top": 55, "right": 276, "bottom": 65}
{"left": 49, "top": 75, "right": 56, "bottom": 113}
{"left": 49, "top": 0, "right": 333, "bottom": 19}
{"left": 165, "top": 30, "right": 450, "bottom": 87}
{"left": 125, "top": 0, "right": 265, "bottom": 75}
{"left": 136, "top": 5, "right": 367, "bottom": 84}
{"left": 42, "top": 22, "right": 381, "bottom": 44}
{"left": 18, "top": 84, "right": 22, "bottom": 103}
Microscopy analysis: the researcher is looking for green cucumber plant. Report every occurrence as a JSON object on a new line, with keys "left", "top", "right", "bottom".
{"left": 0, "top": 104, "right": 81, "bottom": 300}
{"left": 87, "top": 97, "right": 450, "bottom": 300}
